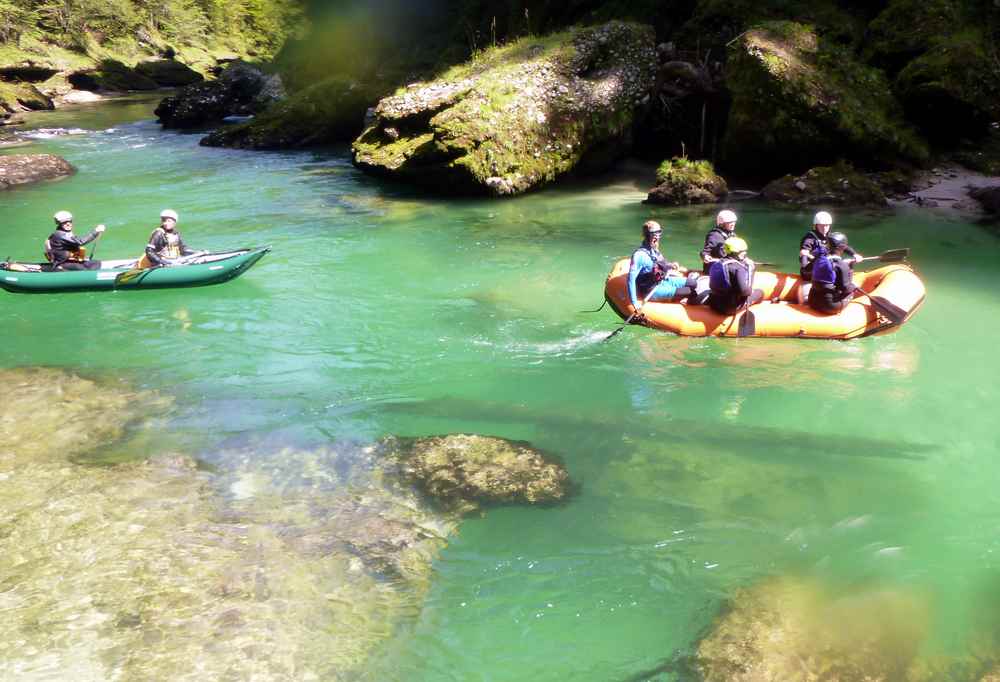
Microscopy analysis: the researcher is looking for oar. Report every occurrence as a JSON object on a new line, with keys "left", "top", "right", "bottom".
{"left": 854, "top": 291, "right": 908, "bottom": 325}
{"left": 88, "top": 229, "right": 103, "bottom": 264}
{"left": 604, "top": 286, "right": 658, "bottom": 341}
{"left": 855, "top": 248, "right": 909, "bottom": 264}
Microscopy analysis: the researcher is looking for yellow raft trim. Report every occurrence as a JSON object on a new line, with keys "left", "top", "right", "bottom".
{"left": 603, "top": 259, "right": 925, "bottom": 339}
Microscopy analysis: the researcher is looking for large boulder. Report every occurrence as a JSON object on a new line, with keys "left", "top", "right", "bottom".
{"left": 155, "top": 61, "right": 283, "bottom": 129}
{"left": 352, "top": 21, "right": 658, "bottom": 196}
{"left": 970, "top": 186, "right": 1000, "bottom": 214}
{"left": 645, "top": 156, "right": 728, "bottom": 205}
{"left": 0, "top": 154, "right": 74, "bottom": 190}
{"left": 865, "top": 1, "right": 999, "bottom": 143}
{"left": 135, "top": 58, "right": 204, "bottom": 87}
{"left": 722, "top": 21, "right": 928, "bottom": 178}
{"left": 200, "top": 77, "right": 383, "bottom": 149}
{"left": 376, "top": 434, "right": 572, "bottom": 515}
{"left": 762, "top": 161, "right": 888, "bottom": 207}
{"left": 0, "top": 81, "right": 53, "bottom": 112}
{"left": 67, "top": 59, "right": 158, "bottom": 92}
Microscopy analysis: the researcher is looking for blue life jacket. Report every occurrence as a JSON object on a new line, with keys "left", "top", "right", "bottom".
{"left": 811, "top": 245, "right": 836, "bottom": 286}
{"left": 709, "top": 258, "right": 733, "bottom": 293}
{"left": 634, "top": 246, "right": 668, "bottom": 291}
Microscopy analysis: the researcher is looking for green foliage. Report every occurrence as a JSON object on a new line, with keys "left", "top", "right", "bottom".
{"left": 655, "top": 156, "right": 719, "bottom": 185}
{"left": 0, "top": 0, "right": 303, "bottom": 61}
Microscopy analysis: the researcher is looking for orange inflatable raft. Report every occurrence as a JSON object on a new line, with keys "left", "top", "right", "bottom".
{"left": 604, "top": 259, "right": 925, "bottom": 339}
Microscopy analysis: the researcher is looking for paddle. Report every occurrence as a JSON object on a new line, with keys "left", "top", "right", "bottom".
{"left": 115, "top": 262, "right": 158, "bottom": 286}
{"left": 604, "top": 286, "right": 658, "bottom": 341}
{"left": 88, "top": 229, "right": 103, "bottom": 264}
{"left": 854, "top": 291, "right": 908, "bottom": 325}
{"left": 854, "top": 248, "right": 909, "bottom": 264}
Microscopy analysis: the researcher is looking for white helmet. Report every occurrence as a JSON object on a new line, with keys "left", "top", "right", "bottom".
{"left": 160, "top": 209, "right": 178, "bottom": 221}
{"left": 716, "top": 209, "right": 737, "bottom": 226}
{"left": 813, "top": 211, "right": 833, "bottom": 226}
{"left": 53, "top": 210, "right": 73, "bottom": 224}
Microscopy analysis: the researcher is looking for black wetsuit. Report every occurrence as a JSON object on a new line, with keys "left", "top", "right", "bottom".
{"left": 807, "top": 256, "right": 858, "bottom": 314}
{"left": 708, "top": 257, "right": 764, "bottom": 315}
{"left": 700, "top": 226, "right": 733, "bottom": 273}
{"left": 799, "top": 229, "right": 857, "bottom": 281}
{"left": 46, "top": 227, "right": 101, "bottom": 270}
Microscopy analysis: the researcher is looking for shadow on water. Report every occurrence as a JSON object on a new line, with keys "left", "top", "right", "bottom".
{"left": 378, "top": 396, "right": 935, "bottom": 462}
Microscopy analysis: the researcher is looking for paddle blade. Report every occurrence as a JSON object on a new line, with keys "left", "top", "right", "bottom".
{"left": 868, "top": 295, "right": 908, "bottom": 325}
{"left": 737, "top": 309, "right": 756, "bottom": 337}
{"left": 878, "top": 248, "right": 909, "bottom": 263}
{"left": 114, "top": 268, "right": 146, "bottom": 286}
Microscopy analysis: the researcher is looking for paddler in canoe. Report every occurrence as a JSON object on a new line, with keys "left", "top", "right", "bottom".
{"left": 139, "top": 209, "right": 199, "bottom": 268}
{"left": 628, "top": 220, "right": 699, "bottom": 322}
{"left": 44, "top": 210, "right": 106, "bottom": 270}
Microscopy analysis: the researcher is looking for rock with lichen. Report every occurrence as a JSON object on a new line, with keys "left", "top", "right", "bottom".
{"left": 0, "top": 153, "right": 75, "bottom": 190}
{"left": 645, "top": 156, "right": 728, "bottom": 205}
{"left": 376, "top": 433, "right": 572, "bottom": 515}
{"left": 722, "top": 21, "right": 928, "bottom": 178}
{"left": 761, "top": 160, "right": 888, "bottom": 207}
{"left": 352, "top": 21, "right": 658, "bottom": 196}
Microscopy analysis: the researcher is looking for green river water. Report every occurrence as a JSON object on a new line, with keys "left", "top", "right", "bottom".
{"left": 2, "top": 95, "right": 1000, "bottom": 681}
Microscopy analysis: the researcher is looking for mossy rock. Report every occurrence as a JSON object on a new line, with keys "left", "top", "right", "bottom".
{"left": 0, "top": 81, "right": 53, "bottom": 112}
{"left": 646, "top": 156, "right": 728, "bottom": 205}
{"left": 721, "top": 21, "right": 928, "bottom": 179}
{"left": 378, "top": 434, "right": 572, "bottom": 515}
{"left": 864, "top": 0, "right": 963, "bottom": 73}
{"left": 201, "top": 77, "right": 384, "bottom": 149}
{"left": 693, "top": 576, "right": 932, "bottom": 681}
{"left": 894, "top": 33, "right": 1000, "bottom": 143}
{"left": 135, "top": 58, "right": 204, "bottom": 87}
{"left": 761, "top": 161, "right": 887, "bottom": 207}
{"left": 352, "top": 21, "right": 658, "bottom": 196}
{"left": 67, "top": 59, "right": 158, "bottom": 92}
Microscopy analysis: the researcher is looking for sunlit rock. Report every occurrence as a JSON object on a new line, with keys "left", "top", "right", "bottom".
{"left": 377, "top": 433, "right": 572, "bottom": 515}
{"left": 352, "top": 21, "right": 657, "bottom": 196}
{"left": 762, "top": 160, "right": 888, "bottom": 207}
{"left": 0, "top": 153, "right": 73, "bottom": 190}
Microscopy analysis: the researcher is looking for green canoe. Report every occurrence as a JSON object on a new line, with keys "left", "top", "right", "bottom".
{"left": 0, "top": 247, "right": 270, "bottom": 293}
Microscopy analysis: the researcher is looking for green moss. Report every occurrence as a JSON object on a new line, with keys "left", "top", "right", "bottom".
{"left": 656, "top": 156, "right": 719, "bottom": 185}
{"left": 723, "top": 21, "right": 928, "bottom": 176}
{"left": 762, "top": 160, "right": 887, "bottom": 207}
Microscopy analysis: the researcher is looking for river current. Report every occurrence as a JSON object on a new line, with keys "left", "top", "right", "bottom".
{"left": 2, "top": 95, "right": 1000, "bottom": 680}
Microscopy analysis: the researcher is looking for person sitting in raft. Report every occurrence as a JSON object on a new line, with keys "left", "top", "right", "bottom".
{"left": 700, "top": 209, "right": 739, "bottom": 273}
{"left": 44, "top": 210, "right": 105, "bottom": 271}
{"left": 798, "top": 211, "right": 862, "bottom": 302}
{"left": 628, "top": 220, "right": 696, "bottom": 314}
{"left": 807, "top": 231, "right": 860, "bottom": 314}
{"left": 143, "top": 209, "right": 196, "bottom": 267}
{"left": 707, "top": 236, "right": 765, "bottom": 315}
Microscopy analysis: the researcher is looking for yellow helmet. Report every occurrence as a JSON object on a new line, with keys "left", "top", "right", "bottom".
{"left": 723, "top": 236, "right": 748, "bottom": 255}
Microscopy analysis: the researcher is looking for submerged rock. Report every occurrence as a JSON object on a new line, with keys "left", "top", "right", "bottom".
{"left": 0, "top": 153, "right": 75, "bottom": 190}
{"left": 377, "top": 433, "right": 572, "bottom": 514}
{"left": 693, "top": 576, "right": 932, "bottom": 681}
{"left": 645, "top": 156, "right": 728, "bottom": 205}
{"left": 352, "top": 21, "right": 658, "bottom": 196}
{"left": 722, "top": 21, "right": 927, "bottom": 178}
{"left": 761, "top": 160, "right": 888, "bottom": 207}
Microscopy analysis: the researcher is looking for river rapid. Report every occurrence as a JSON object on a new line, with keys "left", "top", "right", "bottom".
{"left": 2, "top": 95, "right": 1000, "bottom": 680}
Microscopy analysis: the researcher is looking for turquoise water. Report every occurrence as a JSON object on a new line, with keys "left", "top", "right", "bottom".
{"left": 4, "top": 96, "right": 1000, "bottom": 679}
